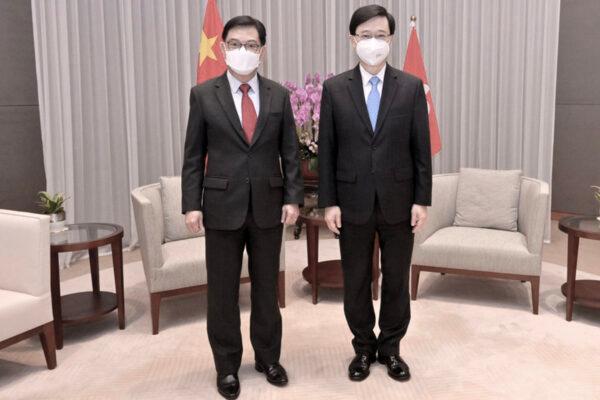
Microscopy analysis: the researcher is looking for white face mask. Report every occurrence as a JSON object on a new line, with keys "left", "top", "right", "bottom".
{"left": 355, "top": 37, "right": 390, "bottom": 66}
{"left": 225, "top": 47, "right": 261, "bottom": 75}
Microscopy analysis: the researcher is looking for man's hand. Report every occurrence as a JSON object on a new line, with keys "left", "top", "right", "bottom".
{"left": 185, "top": 210, "right": 204, "bottom": 233}
{"left": 324, "top": 206, "right": 342, "bottom": 234}
{"left": 281, "top": 204, "right": 300, "bottom": 225}
{"left": 411, "top": 204, "right": 428, "bottom": 233}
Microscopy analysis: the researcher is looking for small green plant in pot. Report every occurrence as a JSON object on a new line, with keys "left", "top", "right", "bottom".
{"left": 592, "top": 186, "right": 600, "bottom": 221}
{"left": 37, "top": 191, "right": 69, "bottom": 232}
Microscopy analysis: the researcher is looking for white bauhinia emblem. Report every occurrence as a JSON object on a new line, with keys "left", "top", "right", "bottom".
{"left": 423, "top": 83, "right": 431, "bottom": 114}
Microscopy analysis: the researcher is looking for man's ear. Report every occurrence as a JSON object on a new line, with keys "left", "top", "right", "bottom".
{"left": 219, "top": 41, "right": 227, "bottom": 58}
{"left": 259, "top": 45, "right": 267, "bottom": 63}
{"left": 349, "top": 34, "right": 357, "bottom": 50}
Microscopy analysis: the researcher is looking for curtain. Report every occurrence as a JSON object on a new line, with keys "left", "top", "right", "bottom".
{"left": 32, "top": 0, "right": 560, "bottom": 266}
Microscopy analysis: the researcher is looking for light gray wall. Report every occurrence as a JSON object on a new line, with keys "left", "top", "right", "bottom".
{"left": 0, "top": 0, "right": 46, "bottom": 212}
{"left": 553, "top": 0, "right": 600, "bottom": 215}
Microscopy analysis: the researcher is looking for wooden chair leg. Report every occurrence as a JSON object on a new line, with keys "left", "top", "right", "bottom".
{"left": 39, "top": 322, "right": 57, "bottom": 370}
{"left": 411, "top": 265, "right": 421, "bottom": 301}
{"left": 531, "top": 276, "right": 540, "bottom": 315}
{"left": 150, "top": 293, "right": 162, "bottom": 335}
{"left": 277, "top": 271, "right": 286, "bottom": 308}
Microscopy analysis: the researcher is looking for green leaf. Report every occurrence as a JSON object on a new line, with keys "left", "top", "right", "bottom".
{"left": 36, "top": 191, "right": 68, "bottom": 214}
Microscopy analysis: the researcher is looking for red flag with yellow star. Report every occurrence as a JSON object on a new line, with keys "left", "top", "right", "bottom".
{"left": 196, "top": 0, "right": 226, "bottom": 84}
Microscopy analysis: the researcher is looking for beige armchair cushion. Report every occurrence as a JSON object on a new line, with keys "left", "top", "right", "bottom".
{"left": 413, "top": 226, "right": 540, "bottom": 275}
{"left": 152, "top": 236, "right": 249, "bottom": 292}
{"left": 454, "top": 168, "right": 522, "bottom": 231}
{"left": 160, "top": 176, "right": 203, "bottom": 242}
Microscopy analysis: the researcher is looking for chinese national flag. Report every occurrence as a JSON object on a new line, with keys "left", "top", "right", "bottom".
{"left": 403, "top": 22, "right": 442, "bottom": 156}
{"left": 196, "top": 0, "right": 226, "bottom": 84}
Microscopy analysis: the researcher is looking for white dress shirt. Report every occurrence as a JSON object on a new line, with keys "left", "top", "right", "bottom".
{"left": 227, "top": 71, "right": 260, "bottom": 121}
{"left": 359, "top": 63, "right": 386, "bottom": 103}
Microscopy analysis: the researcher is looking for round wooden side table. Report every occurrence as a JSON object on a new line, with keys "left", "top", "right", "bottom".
{"left": 50, "top": 223, "right": 125, "bottom": 349}
{"left": 558, "top": 216, "right": 600, "bottom": 321}
{"left": 299, "top": 207, "right": 380, "bottom": 304}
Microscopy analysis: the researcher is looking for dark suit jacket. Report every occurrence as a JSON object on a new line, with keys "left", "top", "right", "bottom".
{"left": 181, "top": 73, "right": 304, "bottom": 230}
{"left": 318, "top": 64, "right": 432, "bottom": 225}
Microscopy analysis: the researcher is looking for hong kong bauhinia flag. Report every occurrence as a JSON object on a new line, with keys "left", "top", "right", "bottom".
{"left": 196, "top": 0, "right": 226, "bottom": 84}
{"left": 403, "top": 20, "right": 442, "bottom": 156}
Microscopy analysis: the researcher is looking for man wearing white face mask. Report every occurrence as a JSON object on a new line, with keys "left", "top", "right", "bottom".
{"left": 181, "top": 15, "right": 303, "bottom": 400}
{"left": 318, "top": 5, "right": 432, "bottom": 383}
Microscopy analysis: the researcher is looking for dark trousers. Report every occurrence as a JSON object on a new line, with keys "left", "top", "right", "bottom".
{"left": 339, "top": 199, "right": 414, "bottom": 357}
{"left": 205, "top": 212, "right": 283, "bottom": 375}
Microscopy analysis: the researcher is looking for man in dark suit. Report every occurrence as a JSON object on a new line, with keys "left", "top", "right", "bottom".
{"left": 181, "top": 16, "right": 303, "bottom": 400}
{"left": 318, "top": 5, "right": 432, "bottom": 382}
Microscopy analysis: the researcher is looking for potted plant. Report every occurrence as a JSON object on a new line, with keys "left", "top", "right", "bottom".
{"left": 37, "top": 191, "right": 69, "bottom": 232}
{"left": 283, "top": 72, "right": 333, "bottom": 181}
{"left": 592, "top": 186, "right": 600, "bottom": 221}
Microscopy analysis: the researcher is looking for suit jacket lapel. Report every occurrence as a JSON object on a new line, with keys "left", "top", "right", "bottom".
{"left": 250, "top": 74, "right": 272, "bottom": 147}
{"left": 374, "top": 65, "right": 401, "bottom": 135}
{"left": 347, "top": 65, "right": 374, "bottom": 136}
{"left": 214, "top": 73, "right": 248, "bottom": 146}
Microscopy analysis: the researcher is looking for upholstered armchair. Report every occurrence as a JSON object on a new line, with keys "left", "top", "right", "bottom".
{"left": 131, "top": 177, "right": 286, "bottom": 335}
{"left": 0, "top": 210, "right": 56, "bottom": 369}
{"left": 411, "top": 173, "right": 549, "bottom": 314}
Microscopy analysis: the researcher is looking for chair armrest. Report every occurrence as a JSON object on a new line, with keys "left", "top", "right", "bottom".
{"left": 518, "top": 178, "right": 549, "bottom": 255}
{"left": 131, "top": 190, "right": 164, "bottom": 279}
{"left": 415, "top": 174, "right": 458, "bottom": 245}
{"left": 0, "top": 210, "right": 50, "bottom": 297}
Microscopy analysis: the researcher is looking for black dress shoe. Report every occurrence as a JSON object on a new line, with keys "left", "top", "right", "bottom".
{"left": 348, "top": 353, "right": 376, "bottom": 381}
{"left": 255, "top": 361, "right": 289, "bottom": 386}
{"left": 378, "top": 354, "right": 411, "bottom": 381}
{"left": 216, "top": 374, "right": 240, "bottom": 399}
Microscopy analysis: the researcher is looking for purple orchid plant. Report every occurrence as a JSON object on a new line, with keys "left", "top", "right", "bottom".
{"left": 283, "top": 72, "right": 334, "bottom": 171}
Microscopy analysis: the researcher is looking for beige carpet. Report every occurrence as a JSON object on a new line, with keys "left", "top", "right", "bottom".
{"left": 1, "top": 238, "right": 600, "bottom": 400}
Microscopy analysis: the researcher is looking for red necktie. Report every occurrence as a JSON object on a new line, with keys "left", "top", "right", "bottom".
{"left": 239, "top": 83, "right": 257, "bottom": 143}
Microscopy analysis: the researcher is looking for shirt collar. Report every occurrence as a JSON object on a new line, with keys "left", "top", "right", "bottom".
{"left": 227, "top": 70, "right": 259, "bottom": 94}
{"left": 359, "top": 63, "right": 386, "bottom": 88}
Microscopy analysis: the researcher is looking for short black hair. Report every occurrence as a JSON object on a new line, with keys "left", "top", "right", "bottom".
{"left": 349, "top": 5, "right": 395, "bottom": 36}
{"left": 222, "top": 15, "right": 267, "bottom": 46}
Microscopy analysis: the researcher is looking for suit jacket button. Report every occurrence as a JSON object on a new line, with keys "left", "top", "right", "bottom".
{"left": 245, "top": 178, "right": 250, "bottom": 184}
